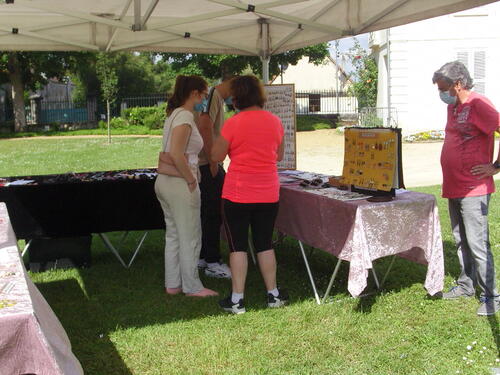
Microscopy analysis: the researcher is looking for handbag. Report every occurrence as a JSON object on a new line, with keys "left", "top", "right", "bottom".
{"left": 157, "top": 109, "right": 191, "bottom": 177}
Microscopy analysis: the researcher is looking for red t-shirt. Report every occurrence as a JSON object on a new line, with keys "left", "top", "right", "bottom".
{"left": 221, "top": 110, "right": 284, "bottom": 203}
{"left": 440, "top": 92, "right": 499, "bottom": 198}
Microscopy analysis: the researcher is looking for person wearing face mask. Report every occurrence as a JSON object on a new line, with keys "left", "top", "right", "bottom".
{"left": 154, "top": 75, "right": 218, "bottom": 298}
{"left": 194, "top": 76, "right": 235, "bottom": 279}
{"left": 432, "top": 61, "right": 500, "bottom": 316}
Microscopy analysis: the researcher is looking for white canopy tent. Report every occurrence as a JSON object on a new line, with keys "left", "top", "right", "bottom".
{"left": 0, "top": 0, "right": 498, "bottom": 82}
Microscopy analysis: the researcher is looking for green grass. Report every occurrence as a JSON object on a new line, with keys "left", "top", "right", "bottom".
{"left": 1, "top": 137, "right": 499, "bottom": 374}
{"left": 297, "top": 115, "right": 335, "bottom": 131}
{"left": 0, "top": 125, "right": 163, "bottom": 139}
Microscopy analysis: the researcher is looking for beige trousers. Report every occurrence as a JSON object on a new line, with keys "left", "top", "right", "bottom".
{"left": 154, "top": 174, "right": 204, "bottom": 294}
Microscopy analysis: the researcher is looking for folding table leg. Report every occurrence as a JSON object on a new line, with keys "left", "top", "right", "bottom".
{"left": 298, "top": 240, "right": 321, "bottom": 305}
{"left": 380, "top": 255, "right": 396, "bottom": 289}
{"left": 21, "top": 239, "right": 32, "bottom": 258}
{"left": 322, "top": 258, "right": 343, "bottom": 303}
{"left": 248, "top": 236, "right": 257, "bottom": 266}
{"left": 98, "top": 233, "right": 128, "bottom": 268}
{"left": 127, "top": 232, "right": 148, "bottom": 267}
{"left": 371, "top": 267, "right": 380, "bottom": 290}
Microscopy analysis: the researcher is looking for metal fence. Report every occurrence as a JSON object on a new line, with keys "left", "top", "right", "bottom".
{"left": 24, "top": 97, "right": 98, "bottom": 125}
{"left": 295, "top": 90, "right": 358, "bottom": 115}
{"left": 358, "top": 107, "right": 398, "bottom": 128}
{"left": 120, "top": 94, "right": 167, "bottom": 111}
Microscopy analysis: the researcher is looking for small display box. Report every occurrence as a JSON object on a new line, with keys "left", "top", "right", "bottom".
{"left": 341, "top": 127, "right": 404, "bottom": 198}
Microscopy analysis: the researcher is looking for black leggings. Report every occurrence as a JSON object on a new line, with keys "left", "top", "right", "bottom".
{"left": 222, "top": 199, "right": 279, "bottom": 253}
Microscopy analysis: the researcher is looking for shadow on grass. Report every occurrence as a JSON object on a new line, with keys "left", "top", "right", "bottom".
{"left": 276, "top": 239, "right": 432, "bottom": 314}
{"left": 36, "top": 278, "right": 133, "bottom": 375}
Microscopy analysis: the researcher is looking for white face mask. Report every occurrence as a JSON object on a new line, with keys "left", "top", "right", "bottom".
{"left": 439, "top": 90, "right": 457, "bottom": 105}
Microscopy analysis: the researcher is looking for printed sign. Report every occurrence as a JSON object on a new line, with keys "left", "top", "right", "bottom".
{"left": 264, "top": 84, "right": 296, "bottom": 170}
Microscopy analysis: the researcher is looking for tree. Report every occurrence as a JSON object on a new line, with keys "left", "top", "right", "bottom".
{"left": 347, "top": 40, "right": 378, "bottom": 110}
{"left": 96, "top": 53, "right": 118, "bottom": 144}
{"left": 159, "top": 43, "right": 330, "bottom": 80}
{"left": 0, "top": 52, "right": 79, "bottom": 131}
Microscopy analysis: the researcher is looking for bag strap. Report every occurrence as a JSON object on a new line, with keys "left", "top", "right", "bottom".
{"left": 163, "top": 108, "right": 192, "bottom": 153}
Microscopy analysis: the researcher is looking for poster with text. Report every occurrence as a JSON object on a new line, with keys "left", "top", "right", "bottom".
{"left": 264, "top": 84, "right": 296, "bottom": 170}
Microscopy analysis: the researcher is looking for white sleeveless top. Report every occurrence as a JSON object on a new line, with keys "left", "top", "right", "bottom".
{"left": 162, "top": 107, "right": 203, "bottom": 176}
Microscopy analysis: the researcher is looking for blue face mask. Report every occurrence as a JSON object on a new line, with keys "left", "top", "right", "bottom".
{"left": 224, "top": 97, "right": 233, "bottom": 106}
{"left": 439, "top": 90, "right": 457, "bottom": 105}
{"left": 194, "top": 98, "right": 208, "bottom": 112}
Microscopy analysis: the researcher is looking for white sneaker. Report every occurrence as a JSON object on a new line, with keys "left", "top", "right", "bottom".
{"left": 198, "top": 259, "right": 208, "bottom": 269}
{"left": 205, "top": 262, "right": 231, "bottom": 279}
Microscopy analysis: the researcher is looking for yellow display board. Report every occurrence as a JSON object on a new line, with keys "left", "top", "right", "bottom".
{"left": 342, "top": 128, "right": 401, "bottom": 192}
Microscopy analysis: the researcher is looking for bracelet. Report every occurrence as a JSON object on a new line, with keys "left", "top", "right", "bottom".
{"left": 187, "top": 180, "right": 197, "bottom": 185}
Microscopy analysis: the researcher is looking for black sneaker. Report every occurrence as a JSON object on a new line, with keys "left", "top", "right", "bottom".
{"left": 267, "top": 288, "right": 289, "bottom": 308}
{"left": 219, "top": 296, "right": 246, "bottom": 314}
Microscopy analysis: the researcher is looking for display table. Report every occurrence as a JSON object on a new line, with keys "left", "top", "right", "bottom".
{"left": 276, "top": 173, "right": 444, "bottom": 300}
{"left": 0, "top": 169, "right": 164, "bottom": 239}
{"left": 0, "top": 203, "right": 83, "bottom": 375}
{"left": 0, "top": 169, "right": 165, "bottom": 267}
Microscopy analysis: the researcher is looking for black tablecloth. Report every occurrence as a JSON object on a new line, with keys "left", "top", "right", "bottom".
{"left": 0, "top": 171, "right": 164, "bottom": 239}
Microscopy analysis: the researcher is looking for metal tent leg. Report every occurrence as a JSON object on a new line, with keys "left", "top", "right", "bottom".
{"left": 298, "top": 240, "right": 321, "bottom": 305}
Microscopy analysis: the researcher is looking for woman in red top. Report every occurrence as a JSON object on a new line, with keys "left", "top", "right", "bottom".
{"left": 212, "top": 75, "right": 287, "bottom": 314}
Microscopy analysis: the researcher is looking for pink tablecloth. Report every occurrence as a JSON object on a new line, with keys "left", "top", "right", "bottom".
{"left": 0, "top": 203, "right": 83, "bottom": 375}
{"left": 275, "top": 182, "right": 444, "bottom": 297}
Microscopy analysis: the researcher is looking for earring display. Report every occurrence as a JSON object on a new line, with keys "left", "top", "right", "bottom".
{"left": 341, "top": 127, "right": 404, "bottom": 195}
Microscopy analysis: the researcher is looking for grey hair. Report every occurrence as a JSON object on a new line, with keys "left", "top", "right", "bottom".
{"left": 432, "top": 61, "right": 474, "bottom": 90}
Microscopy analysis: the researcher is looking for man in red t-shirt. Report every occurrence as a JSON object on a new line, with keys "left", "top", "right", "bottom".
{"left": 433, "top": 61, "right": 500, "bottom": 316}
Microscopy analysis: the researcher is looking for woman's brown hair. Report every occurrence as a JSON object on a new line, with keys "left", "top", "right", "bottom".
{"left": 167, "top": 75, "right": 207, "bottom": 115}
{"left": 230, "top": 75, "right": 266, "bottom": 110}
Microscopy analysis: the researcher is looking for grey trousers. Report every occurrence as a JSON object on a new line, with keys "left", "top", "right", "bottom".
{"left": 448, "top": 194, "right": 499, "bottom": 299}
{"left": 155, "top": 174, "right": 204, "bottom": 294}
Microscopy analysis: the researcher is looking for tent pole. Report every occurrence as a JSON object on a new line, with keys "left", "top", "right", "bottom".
{"left": 259, "top": 19, "right": 270, "bottom": 84}
{"left": 262, "top": 57, "right": 270, "bottom": 84}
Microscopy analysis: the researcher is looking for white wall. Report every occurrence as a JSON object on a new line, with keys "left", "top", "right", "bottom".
{"left": 371, "top": 2, "right": 500, "bottom": 135}
{"left": 275, "top": 56, "right": 348, "bottom": 91}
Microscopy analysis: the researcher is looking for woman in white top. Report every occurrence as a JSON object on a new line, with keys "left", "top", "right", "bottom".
{"left": 155, "top": 75, "right": 218, "bottom": 298}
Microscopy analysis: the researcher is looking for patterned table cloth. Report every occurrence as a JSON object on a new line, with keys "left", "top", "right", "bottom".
{"left": 0, "top": 203, "right": 83, "bottom": 375}
{"left": 275, "top": 177, "right": 444, "bottom": 297}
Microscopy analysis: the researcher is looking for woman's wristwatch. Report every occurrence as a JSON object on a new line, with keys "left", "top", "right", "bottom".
{"left": 493, "top": 160, "right": 500, "bottom": 170}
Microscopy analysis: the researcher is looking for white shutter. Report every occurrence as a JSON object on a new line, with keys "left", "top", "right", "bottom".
{"left": 457, "top": 51, "right": 468, "bottom": 68}
{"left": 473, "top": 51, "right": 486, "bottom": 94}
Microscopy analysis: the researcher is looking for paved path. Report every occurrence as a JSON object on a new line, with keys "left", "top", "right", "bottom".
{"left": 296, "top": 129, "right": 499, "bottom": 188}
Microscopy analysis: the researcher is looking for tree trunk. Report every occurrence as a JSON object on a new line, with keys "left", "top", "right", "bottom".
{"left": 7, "top": 53, "right": 26, "bottom": 132}
{"left": 107, "top": 100, "right": 111, "bottom": 144}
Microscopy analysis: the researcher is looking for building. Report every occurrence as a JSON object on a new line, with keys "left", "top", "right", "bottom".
{"left": 370, "top": 2, "right": 500, "bottom": 135}
{"left": 271, "top": 56, "right": 358, "bottom": 115}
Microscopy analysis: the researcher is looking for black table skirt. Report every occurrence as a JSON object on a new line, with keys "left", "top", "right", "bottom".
{"left": 0, "top": 179, "right": 165, "bottom": 239}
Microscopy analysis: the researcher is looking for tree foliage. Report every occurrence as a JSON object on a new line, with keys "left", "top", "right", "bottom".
{"left": 159, "top": 43, "right": 330, "bottom": 80}
{"left": 95, "top": 53, "right": 118, "bottom": 105}
{"left": 347, "top": 40, "right": 378, "bottom": 110}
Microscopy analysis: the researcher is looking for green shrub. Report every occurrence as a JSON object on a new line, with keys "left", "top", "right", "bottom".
{"left": 123, "top": 104, "right": 166, "bottom": 126}
{"left": 98, "top": 117, "right": 129, "bottom": 129}
{"left": 143, "top": 111, "right": 166, "bottom": 129}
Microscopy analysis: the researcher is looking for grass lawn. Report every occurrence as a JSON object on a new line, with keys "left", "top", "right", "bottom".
{"left": 1, "top": 137, "right": 499, "bottom": 375}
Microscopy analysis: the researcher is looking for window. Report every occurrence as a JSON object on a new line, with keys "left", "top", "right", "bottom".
{"left": 308, "top": 94, "right": 321, "bottom": 112}
{"left": 456, "top": 50, "right": 486, "bottom": 94}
